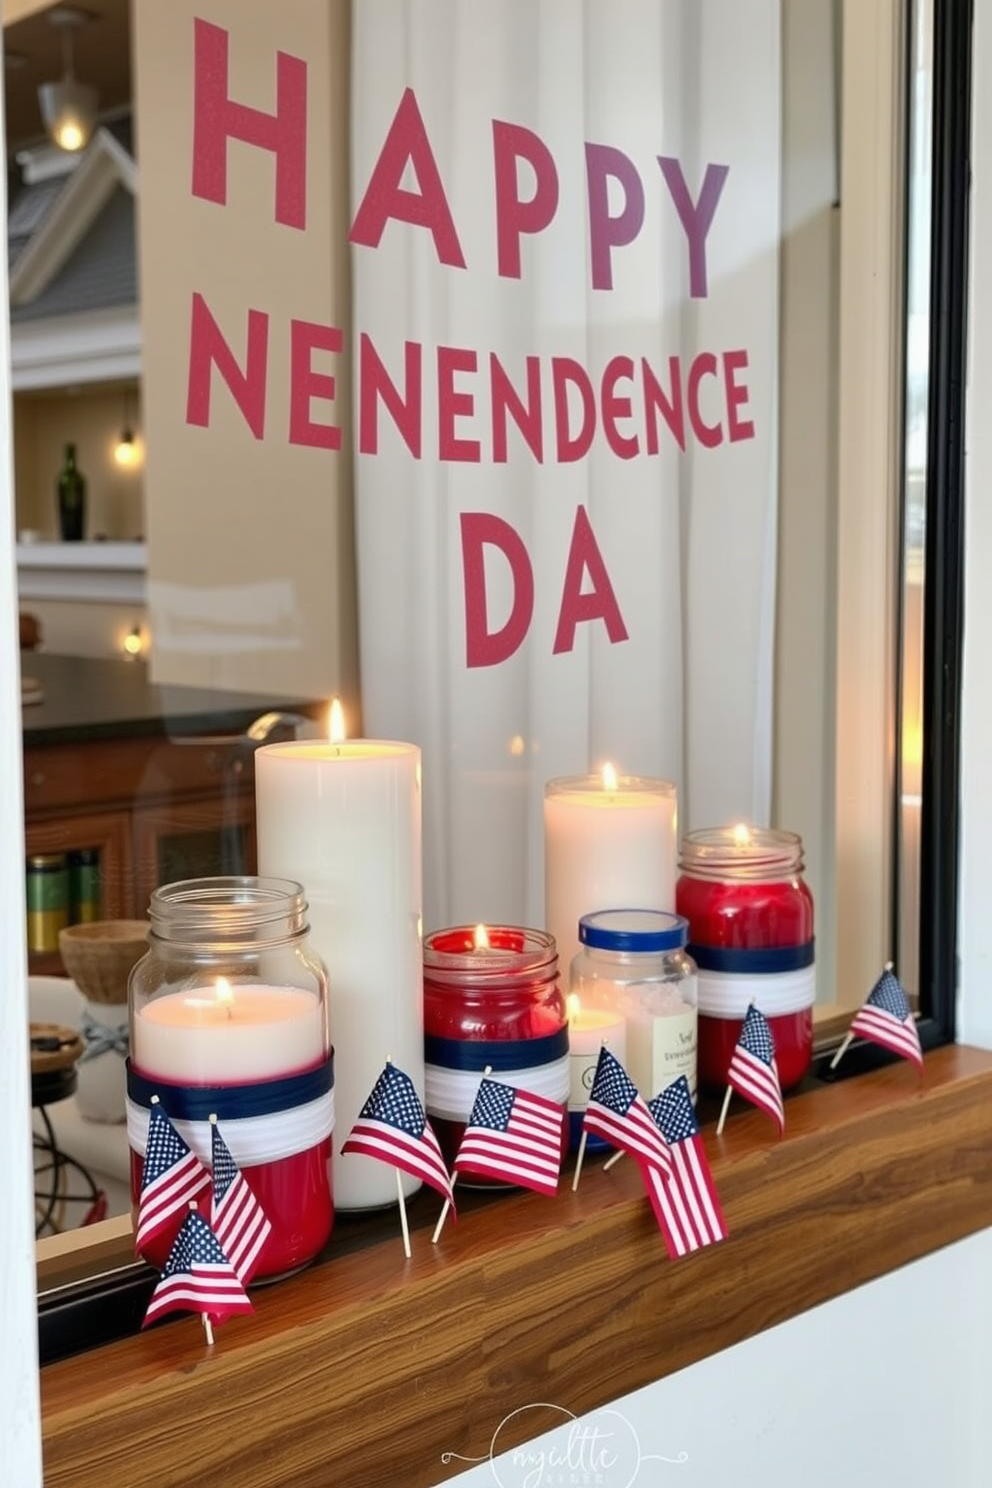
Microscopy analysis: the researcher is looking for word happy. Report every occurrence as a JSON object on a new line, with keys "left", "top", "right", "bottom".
{"left": 185, "top": 19, "right": 756, "bottom": 665}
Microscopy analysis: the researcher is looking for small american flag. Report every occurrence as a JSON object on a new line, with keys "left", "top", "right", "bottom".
{"left": 143, "top": 1208, "right": 253, "bottom": 1329}
{"left": 726, "top": 1004, "right": 785, "bottom": 1132}
{"left": 646, "top": 1077, "right": 728, "bottom": 1258}
{"left": 135, "top": 1100, "right": 211, "bottom": 1254}
{"left": 849, "top": 967, "right": 923, "bottom": 1069}
{"left": 210, "top": 1118, "right": 272, "bottom": 1286}
{"left": 583, "top": 1047, "right": 672, "bottom": 1177}
{"left": 453, "top": 1077, "right": 563, "bottom": 1196}
{"left": 342, "top": 1063, "right": 454, "bottom": 1206}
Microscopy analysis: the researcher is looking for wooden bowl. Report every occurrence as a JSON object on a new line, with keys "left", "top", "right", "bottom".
{"left": 58, "top": 920, "right": 150, "bottom": 1005}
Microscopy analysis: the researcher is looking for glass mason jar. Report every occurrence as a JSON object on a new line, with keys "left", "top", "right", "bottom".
{"left": 676, "top": 827, "right": 815, "bottom": 1092}
{"left": 569, "top": 910, "right": 697, "bottom": 1141}
{"left": 422, "top": 925, "right": 569, "bottom": 1174}
{"left": 128, "top": 876, "right": 333, "bottom": 1279}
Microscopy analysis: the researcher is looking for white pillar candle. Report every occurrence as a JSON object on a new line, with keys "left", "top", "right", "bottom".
{"left": 255, "top": 730, "right": 422, "bottom": 1211}
{"left": 133, "top": 982, "right": 324, "bottom": 1084}
{"left": 566, "top": 996, "right": 626, "bottom": 1113}
{"left": 544, "top": 768, "right": 677, "bottom": 977}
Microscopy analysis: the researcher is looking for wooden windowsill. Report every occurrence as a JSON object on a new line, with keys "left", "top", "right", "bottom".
{"left": 40, "top": 1045, "right": 992, "bottom": 1488}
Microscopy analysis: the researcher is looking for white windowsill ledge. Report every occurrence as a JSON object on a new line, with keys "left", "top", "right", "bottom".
{"left": 17, "top": 541, "right": 148, "bottom": 605}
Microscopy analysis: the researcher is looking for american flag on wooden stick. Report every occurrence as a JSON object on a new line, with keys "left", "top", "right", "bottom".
{"left": 725, "top": 1004, "right": 785, "bottom": 1132}
{"left": 582, "top": 1046, "right": 672, "bottom": 1177}
{"left": 210, "top": 1117, "right": 272, "bottom": 1286}
{"left": 645, "top": 1077, "right": 728, "bottom": 1258}
{"left": 142, "top": 1208, "right": 254, "bottom": 1330}
{"left": 135, "top": 1099, "right": 210, "bottom": 1255}
{"left": 848, "top": 967, "right": 923, "bottom": 1069}
{"left": 453, "top": 1077, "right": 563, "bottom": 1196}
{"left": 342, "top": 1062, "right": 455, "bottom": 1206}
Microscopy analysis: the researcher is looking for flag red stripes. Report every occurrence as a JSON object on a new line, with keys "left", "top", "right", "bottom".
{"left": 644, "top": 1135, "right": 728, "bottom": 1258}
{"left": 143, "top": 1263, "right": 255, "bottom": 1327}
{"left": 454, "top": 1081, "right": 563, "bottom": 1196}
{"left": 726, "top": 1046, "right": 785, "bottom": 1131}
{"left": 849, "top": 1005, "right": 923, "bottom": 1067}
{"left": 343, "top": 1116, "right": 454, "bottom": 1203}
{"left": 212, "top": 1171, "right": 272, "bottom": 1285}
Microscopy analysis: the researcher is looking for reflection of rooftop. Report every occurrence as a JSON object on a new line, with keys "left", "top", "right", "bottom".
{"left": 6, "top": 120, "right": 139, "bottom": 388}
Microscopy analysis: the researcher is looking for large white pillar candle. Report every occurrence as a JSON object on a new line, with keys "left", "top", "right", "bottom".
{"left": 544, "top": 768, "right": 677, "bottom": 977}
{"left": 255, "top": 729, "right": 422, "bottom": 1211}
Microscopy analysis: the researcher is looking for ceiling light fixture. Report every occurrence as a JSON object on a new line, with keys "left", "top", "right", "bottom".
{"left": 38, "top": 8, "right": 99, "bottom": 154}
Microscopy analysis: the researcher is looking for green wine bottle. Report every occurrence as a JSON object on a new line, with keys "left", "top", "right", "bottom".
{"left": 56, "top": 442, "right": 86, "bottom": 542}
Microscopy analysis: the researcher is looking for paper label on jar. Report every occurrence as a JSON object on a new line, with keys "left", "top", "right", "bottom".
{"left": 625, "top": 1006, "right": 698, "bottom": 1102}
{"left": 569, "top": 1048, "right": 605, "bottom": 1112}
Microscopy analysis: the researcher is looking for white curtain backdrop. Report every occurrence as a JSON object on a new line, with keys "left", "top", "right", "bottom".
{"left": 352, "top": 0, "right": 780, "bottom": 934}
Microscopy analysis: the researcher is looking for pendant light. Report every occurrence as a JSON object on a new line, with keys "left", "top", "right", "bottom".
{"left": 38, "top": 9, "right": 99, "bottom": 154}
{"left": 114, "top": 387, "right": 140, "bottom": 467}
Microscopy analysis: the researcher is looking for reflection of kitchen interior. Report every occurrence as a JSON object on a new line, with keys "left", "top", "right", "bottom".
{"left": 7, "top": 2, "right": 331, "bottom": 1226}
{"left": 7, "top": 1, "right": 146, "bottom": 661}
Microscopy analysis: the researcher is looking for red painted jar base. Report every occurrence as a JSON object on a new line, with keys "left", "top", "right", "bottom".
{"left": 131, "top": 1141, "right": 334, "bottom": 1279}
{"left": 698, "top": 1009, "right": 813, "bottom": 1094}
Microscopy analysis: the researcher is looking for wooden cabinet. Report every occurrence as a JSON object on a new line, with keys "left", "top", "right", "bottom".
{"left": 21, "top": 651, "right": 323, "bottom": 975}
{"left": 24, "top": 732, "right": 266, "bottom": 974}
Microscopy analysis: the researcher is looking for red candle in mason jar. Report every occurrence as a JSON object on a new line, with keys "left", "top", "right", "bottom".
{"left": 127, "top": 877, "right": 334, "bottom": 1280}
{"left": 422, "top": 924, "right": 569, "bottom": 1173}
{"left": 676, "top": 826, "right": 815, "bottom": 1092}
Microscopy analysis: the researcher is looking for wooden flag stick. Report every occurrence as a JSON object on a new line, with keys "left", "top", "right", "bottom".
{"left": 396, "top": 1168, "right": 412, "bottom": 1259}
{"left": 602, "top": 1147, "right": 624, "bottom": 1172}
{"left": 201, "top": 1315, "right": 214, "bottom": 1347}
{"left": 830, "top": 1030, "right": 853, "bottom": 1071}
{"left": 431, "top": 1176, "right": 458, "bottom": 1245}
{"left": 432, "top": 1061, "right": 487, "bottom": 1242}
{"left": 571, "top": 1131, "right": 589, "bottom": 1191}
{"left": 715, "top": 1084, "right": 734, "bottom": 1136}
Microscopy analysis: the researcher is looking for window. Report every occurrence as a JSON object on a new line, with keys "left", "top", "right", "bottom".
{"left": 0, "top": 0, "right": 967, "bottom": 1351}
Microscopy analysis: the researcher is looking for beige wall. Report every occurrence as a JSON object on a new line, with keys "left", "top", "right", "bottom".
{"left": 14, "top": 384, "right": 145, "bottom": 540}
{"left": 133, "top": 0, "right": 357, "bottom": 710}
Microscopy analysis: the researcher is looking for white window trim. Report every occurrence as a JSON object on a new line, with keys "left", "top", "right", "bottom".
{"left": 0, "top": 76, "right": 44, "bottom": 1488}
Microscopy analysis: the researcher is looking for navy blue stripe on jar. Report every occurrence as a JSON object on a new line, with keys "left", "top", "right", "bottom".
{"left": 687, "top": 940, "right": 815, "bottom": 976}
{"left": 424, "top": 1026, "right": 569, "bottom": 1073}
{"left": 126, "top": 1054, "right": 334, "bottom": 1122}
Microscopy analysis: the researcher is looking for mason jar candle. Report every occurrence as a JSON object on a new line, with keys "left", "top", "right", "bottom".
{"left": 570, "top": 910, "right": 697, "bottom": 1122}
{"left": 127, "top": 876, "right": 333, "bottom": 1279}
{"left": 422, "top": 924, "right": 569, "bottom": 1173}
{"left": 676, "top": 827, "right": 815, "bottom": 1092}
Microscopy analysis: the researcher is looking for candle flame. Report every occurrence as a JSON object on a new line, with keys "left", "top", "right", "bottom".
{"left": 215, "top": 977, "right": 235, "bottom": 1020}
{"left": 732, "top": 822, "right": 752, "bottom": 848}
{"left": 567, "top": 992, "right": 581, "bottom": 1020}
{"left": 328, "top": 698, "right": 346, "bottom": 743}
{"left": 473, "top": 923, "right": 491, "bottom": 952}
{"left": 601, "top": 761, "right": 619, "bottom": 792}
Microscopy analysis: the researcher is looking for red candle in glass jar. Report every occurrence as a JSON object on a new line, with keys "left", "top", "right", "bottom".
{"left": 128, "top": 878, "right": 334, "bottom": 1281}
{"left": 422, "top": 924, "right": 569, "bottom": 1173}
{"left": 676, "top": 826, "right": 815, "bottom": 1092}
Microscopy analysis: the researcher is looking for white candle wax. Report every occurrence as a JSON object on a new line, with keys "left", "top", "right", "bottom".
{"left": 133, "top": 984, "right": 325, "bottom": 1085}
{"left": 255, "top": 738, "right": 423, "bottom": 1211}
{"left": 567, "top": 1005, "right": 626, "bottom": 1113}
{"left": 544, "top": 773, "right": 677, "bottom": 977}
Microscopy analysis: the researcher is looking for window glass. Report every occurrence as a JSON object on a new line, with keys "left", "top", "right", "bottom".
{"left": 0, "top": 0, "right": 944, "bottom": 1285}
